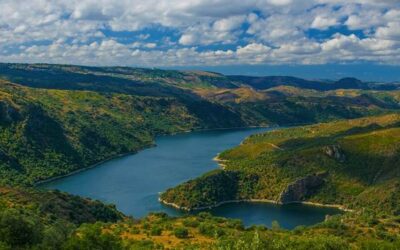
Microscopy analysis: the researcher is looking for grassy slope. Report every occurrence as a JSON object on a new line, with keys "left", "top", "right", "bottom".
{"left": 161, "top": 114, "right": 400, "bottom": 214}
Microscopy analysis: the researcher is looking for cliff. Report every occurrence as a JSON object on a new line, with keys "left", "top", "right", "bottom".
{"left": 279, "top": 172, "right": 328, "bottom": 204}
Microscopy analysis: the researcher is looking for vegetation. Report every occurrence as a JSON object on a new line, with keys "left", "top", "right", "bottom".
{"left": 1, "top": 64, "right": 399, "bottom": 185}
{"left": 2, "top": 63, "right": 400, "bottom": 129}
{"left": 0, "top": 186, "right": 122, "bottom": 249}
{"left": 60, "top": 212, "right": 400, "bottom": 249}
{"left": 162, "top": 114, "right": 400, "bottom": 214}
{"left": 0, "top": 80, "right": 199, "bottom": 185}
{"left": 0, "top": 63, "right": 400, "bottom": 249}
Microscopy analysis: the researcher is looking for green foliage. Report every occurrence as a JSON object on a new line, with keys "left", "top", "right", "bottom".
{"left": 0, "top": 209, "right": 43, "bottom": 247}
{"left": 0, "top": 64, "right": 400, "bottom": 249}
{"left": 163, "top": 114, "right": 400, "bottom": 215}
{"left": 161, "top": 170, "right": 240, "bottom": 209}
{"left": 0, "top": 80, "right": 198, "bottom": 185}
{"left": 63, "top": 223, "right": 123, "bottom": 250}
{"left": 0, "top": 64, "right": 399, "bottom": 186}
{"left": 95, "top": 213, "right": 400, "bottom": 249}
{"left": 198, "top": 222, "right": 217, "bottom": 237}
{"left": 173, "top": 227, "right": 189, "bottom": 239}
{"left": 271, "top": 220, "right": 281, "bottom": 231}
{"left": 149, "top": 226, "right": 162, "bottom": 236}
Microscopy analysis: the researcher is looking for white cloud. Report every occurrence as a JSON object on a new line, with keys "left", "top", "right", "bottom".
{"left": 0, "top": 0, "right": 399, "bottom": 66}
{"left": 311, "top": 16, "right": 339, "bottom": 30}
{"left": 375, "top": 22, "right": 400, "bottom": 40}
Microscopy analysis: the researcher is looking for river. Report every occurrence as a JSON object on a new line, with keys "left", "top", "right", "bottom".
{"left": 41, "top": 128, "right": 341, "bottom": 229}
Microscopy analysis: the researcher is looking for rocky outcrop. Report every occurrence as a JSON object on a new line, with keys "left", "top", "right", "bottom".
{"left": 279, "top": 172, "right": 328, "bottom": 204}
{"left": 323, "top": 145, "right": 346, "bottom": 163}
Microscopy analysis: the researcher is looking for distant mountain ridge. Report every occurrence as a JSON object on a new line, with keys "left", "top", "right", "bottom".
{"left": 1, "top": 63, "right": 399, "bottom": 92}
{"left": 229, "top": 75, "right": 400, "bottom": 91}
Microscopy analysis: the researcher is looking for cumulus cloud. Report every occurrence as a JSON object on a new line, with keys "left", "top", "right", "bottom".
{"left": 0, "top": 0, "right": 399, "bottom": 66}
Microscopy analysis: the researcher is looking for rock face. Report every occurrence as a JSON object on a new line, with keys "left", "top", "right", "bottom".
{"left": 279, "top": 172, "right": 328, "bottom": 204}
{"left": 323, "top": 145, "right": 346, "bottom": 163}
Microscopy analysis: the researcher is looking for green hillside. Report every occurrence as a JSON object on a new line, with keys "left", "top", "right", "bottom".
{"left": 1, "top": 63, "right": 400, "bottom": 128}
{"left": 0, "top": 186, "right": 123, "bottom": 249}
{"left": 161, "top": 114, "right": 400, "bottom": 215}
{"left": 0, "top": 79, "right": 198, "bottom": 185}
{"left": 1, "top": 64, "right": 400, "bottom": 185}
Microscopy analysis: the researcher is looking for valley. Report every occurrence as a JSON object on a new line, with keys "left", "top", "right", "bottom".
{"left": 0, "top": 63, "right": 399, "bottom": 249}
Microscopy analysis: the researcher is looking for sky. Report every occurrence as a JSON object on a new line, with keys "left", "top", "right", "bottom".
{"left": 1, "top": 0, "right": 400, "bottom": 81}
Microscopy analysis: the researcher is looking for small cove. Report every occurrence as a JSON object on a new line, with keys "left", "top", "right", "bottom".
{"left": 40, "top": 127, "right": 341, "bottom": 229}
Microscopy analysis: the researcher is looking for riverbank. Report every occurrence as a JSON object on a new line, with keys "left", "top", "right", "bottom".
{"left": 213, "top": 154, "right": 228, "bottom": 169}
{"left": 159, "top": 196, "right": 353, "bottom": 212}
{"left": 205, "top": 140, "right": 353, "bottom": 213}
{"left": 34, "top": 145, "right": 156, "bottom": 186}
{"left": 37, "top": 126, "right": 272, "bottom": 187}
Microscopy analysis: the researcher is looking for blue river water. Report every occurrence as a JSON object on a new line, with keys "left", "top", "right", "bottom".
{"left": 41, "top": 128, "right": 340, "bottom": 229}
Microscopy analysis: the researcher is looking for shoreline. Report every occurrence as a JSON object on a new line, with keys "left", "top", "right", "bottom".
{"left": 34, "top": 144, "right": 157, "bottom": 186}
{"left": 213, "top": 154, "right": 228, "bottom": 169}
{"left": 173, "top": 138, "right": 354, "bottom": 213}
{"left": 35, "top": 125, "right": 273, "bottom": 186}
{"left": 156, "top": 125, "right": 272, "bottom": 138}
{"left": 159, "top": 197, "right": 353, "bottom": 212}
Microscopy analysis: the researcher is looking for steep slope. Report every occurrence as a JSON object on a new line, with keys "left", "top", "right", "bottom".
{"left": 161, "top": 114, "right": 400, "bottom": 214}
{"left": 0, "top": 80, "right": 200, "bottom": 185}
{"left": 0, "top": 186, "right": 123, "bottom": 249}
{"left": 0, "top": 63, "right": 245, "bottom": 128}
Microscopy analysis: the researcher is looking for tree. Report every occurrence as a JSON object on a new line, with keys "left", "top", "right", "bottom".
{"left": 174, "top": 227, "right": 189, "bottom": 239}
{"left": 63, "top": 223, "right": 123, "bottom": 250}
{"left": 0, "top": 209, "right": 43, "bottom": 247}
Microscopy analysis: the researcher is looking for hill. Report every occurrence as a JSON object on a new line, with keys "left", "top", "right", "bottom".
{"left": 2, "top": 63, "right": 400, "bottom": 128}
{"left": 0, "top": 79, "right": 200, "bottom": 185}
{"left": 1, "top": 65, "right": 400, "bottom": 185}
{"left": 161, "top": 114, "right": 400, "bottom": 215}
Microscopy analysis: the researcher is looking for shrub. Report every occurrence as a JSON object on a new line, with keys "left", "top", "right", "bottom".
{"left": 183, "top": 218, "right": 200, "bottom": 228}
{"left": 174, "top": 227, "right": 189, "bottom": 239}
{"left": 0, "top": 209, "right": 43, "bottom": 247}
{"left": 150, "top": 227, "right": 162, "bottom": 236}
{"left": 198, "top": 223, "right": 215, "bottom": 237}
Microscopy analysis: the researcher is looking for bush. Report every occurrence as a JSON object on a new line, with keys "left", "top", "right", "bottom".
{"left": 226, "top": 219, "right": 244, "bottom": 230}
{"left": 198, "top": 223, "right": 215, "bottom": 237}
{"left": 150, "top": 226, "right": 162, "bottom": 236}
{"left": 63, "top": 223, "right": 123, "bottom": 250}
{"left": 174, "top": 227, "right": 189, "bottom": 239}
{"left": 183, "top": 218, "right": 200, "bottom": 228}
{"left": 0, "top": 209, "right": 43, "bottom": 247}
{"left": 271, "top": 220, "right": 281, "bottom": 231}
{"left": 130, "top": 227, "right": 140, "bottom": 234}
